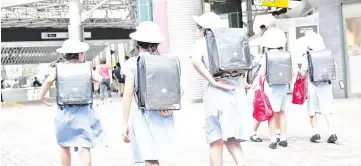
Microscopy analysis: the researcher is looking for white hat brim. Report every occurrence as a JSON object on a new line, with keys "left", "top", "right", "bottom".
{"left": 193, "top": 15, "right": 222, "bottom": 28}
{"left": 56, "top": 42, "right": 89, "bottom": 54}
{"left": 129, "top": 32, "right": 165, "bottom": 43}
{"left": 193, "top": 16, "right": 203, "bottom": 27}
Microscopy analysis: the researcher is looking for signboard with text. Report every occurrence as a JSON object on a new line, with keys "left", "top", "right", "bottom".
{"left": 254, "top": 0, "right": 289, "bottom": 8}
{"left": 295, "top": 24, "right": 318, "bottom": 39}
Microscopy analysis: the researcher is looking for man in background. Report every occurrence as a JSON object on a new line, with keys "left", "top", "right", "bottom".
{"left": 114, "top": 62, "right": 124, "bottom": 96}
{"left": 260, "top": 24, "right": 267, "bottom": 36}
{"left": 33, "top": 77, "right": 42, "bottom": 87}
{"left": 272, "top": 11, "right": 280, "bottom": 19}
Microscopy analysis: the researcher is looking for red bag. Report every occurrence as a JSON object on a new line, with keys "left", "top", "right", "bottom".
{"left": 253, "top": 76, "right": 273, "bottom": 122}
{"left": 292, "top": 72, "right": 307, "bottom": 105}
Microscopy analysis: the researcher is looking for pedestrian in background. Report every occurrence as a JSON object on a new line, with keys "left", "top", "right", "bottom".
{"left": 99, "top": 58, "right": 112, "bottom": 105}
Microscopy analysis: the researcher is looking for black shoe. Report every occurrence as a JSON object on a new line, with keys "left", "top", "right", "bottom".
{"left": 327, "top": 134, "right": 338, "bottom": 143}
{"left": 276, "top": 138, "right": 281, "bottom": 143}
{"left": 250, "top": 136, "right": 263, "bottom": 142}
{"left": 269, "top": 142, "right": 277, "bottom": 149}
{"left": 310, "top": 134, "right": 321, "bottom": 143}
{"left": 278, "top": 140, "right": 288, "bottom": 147}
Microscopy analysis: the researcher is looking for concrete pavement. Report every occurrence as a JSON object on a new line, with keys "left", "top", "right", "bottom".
{"left": 1, "top": 96, "right": 361, "bottom": 166}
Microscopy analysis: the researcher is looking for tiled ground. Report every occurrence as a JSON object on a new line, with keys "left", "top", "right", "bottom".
{"left": 1, "top": 96, "right": 361, "bottom": 166}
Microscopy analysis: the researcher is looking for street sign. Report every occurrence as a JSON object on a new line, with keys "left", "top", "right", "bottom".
{"left": 295, "top": 24, "right": 318, "bottom": 39}
{"left": 254, "top": 0, "right": 289, "bottom": 8}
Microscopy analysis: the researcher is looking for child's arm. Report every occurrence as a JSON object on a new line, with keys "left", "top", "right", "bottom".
{"left": 40, "top": 73, "right": 56, "bottom": 106}
{"left": 91, "top": 70, "right": 102, "bottom": 83}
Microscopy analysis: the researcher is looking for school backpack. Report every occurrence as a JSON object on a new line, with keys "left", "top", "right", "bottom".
{"left": 137, "top": 54, "right": 181, "bottom": 111}
{"left": 204, "top": 28, "right": 252, "bottom": 77}
{"left": 307, "top": 49, "right": 336, "bottom": 82}
{"left": 266, "top": 51, "right": 293, "bottom": 85}
{"left": 56, "top": 62, "right": 93, "bottom": 106}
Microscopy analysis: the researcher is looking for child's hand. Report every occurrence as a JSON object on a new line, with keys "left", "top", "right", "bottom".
{"left": 158, "top": 110, "right": 173, "bottom": 116}
{"left": 122, "top": 123, "right": 131, "bottom": 143}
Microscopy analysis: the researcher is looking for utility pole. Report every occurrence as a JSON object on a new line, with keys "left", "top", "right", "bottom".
{"left": 68, "top": 0, "right": 86, "bottom": 61}
{"left": 246, "top": 0, "right": 255, "bottom": 37}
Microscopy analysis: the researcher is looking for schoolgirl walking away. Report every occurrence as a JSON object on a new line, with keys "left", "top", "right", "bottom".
{"left": 121, "top": 21, "right": 177, "bottom": 166}
{"left": 192, "top": 12, "right": 251, "bottom": 166}
{"left": 299, "top": 32, "right": 338, "bottom": 143}
{"left": 39, "top": 39, "right": 104, "bottom": 166}
{"left": 244, "top": 55, "right": 282, "bottom": 143}
{"left": 259, "top": 28, "right": 290, "bottom": 149}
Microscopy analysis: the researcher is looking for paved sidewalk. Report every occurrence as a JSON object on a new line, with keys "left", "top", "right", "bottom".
{"left": 1, "top": 97, "right": 361, "bottom": 166}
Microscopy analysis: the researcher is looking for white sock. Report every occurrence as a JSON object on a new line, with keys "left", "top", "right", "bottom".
{"left": 270, "top": 136, "right": 277, "bottom": 143}
{"left": 280, "top": 134, "right": 287, "bottom": 141}
{"left": 276, "top": 129, "right": 281, "bottom": 135}
{"left": 252, "top": 131, "right": 257, "bottom": 136}
{"left": 312, "top": 128, "right": 319, "bottom": 135}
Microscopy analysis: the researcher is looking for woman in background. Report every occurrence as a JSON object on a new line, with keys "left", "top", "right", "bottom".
{"left": 99, "top": 58, "right": 112, "bottom": 105}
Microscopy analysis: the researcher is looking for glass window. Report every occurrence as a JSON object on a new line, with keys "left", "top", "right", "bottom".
{"left": 344, "top": 17, "right": 361, "bottom": 56}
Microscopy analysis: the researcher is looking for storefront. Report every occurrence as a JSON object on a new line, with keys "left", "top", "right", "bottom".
{"left": 341, "top": 2, "right": 361, "bottom": 98}
{"left": 319, "top": 0, "right": 361, "bottom": 98}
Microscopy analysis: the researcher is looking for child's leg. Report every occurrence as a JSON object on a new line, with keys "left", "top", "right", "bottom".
{"left": 59, "top": 146, "right": 71, "bottom": 166}
{"left": 210, "top": 139, "right": 224, "bottom": 166}
{"left": 324, "top": 113, "right": 335, "bottom": 134}
{"left": 275, "top": 114, "right": 281, "bottom": 140}
{"left": 309, "top": 115, "right": 318, "bottom": 134}
{"left": 324, "top": 113, "right": 338, "bottom": 143}
{"left": 268, "top": 113, "right": 277, "bottom": 149}
{"left": 79, "top": 148, "right": 91, "bottom": 166}
{"left": 278, "top": 111, "right": 287, "bottom": 141}
{"left": 145, "top": 160, "right": 160, "bottom": 166}
{"left": 309, "top": 114, "right": 321, "bottom": 142}
{"left": 224, "top": 138, "right": 246, "bottom": 165}
{"left": 250, "top": 120, "right": 262, "bottom": 142}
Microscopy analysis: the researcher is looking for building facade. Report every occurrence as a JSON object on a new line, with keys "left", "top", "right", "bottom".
{"left": 319, "top": 0, "right": 361, "bottom": 98}
{"left": 139, "top": 0, "right": 361, "bottom": 100}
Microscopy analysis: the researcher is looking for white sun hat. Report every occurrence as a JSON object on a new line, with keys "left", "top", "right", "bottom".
{"left": 193, "top": 12, "right": 223, "bottom": 29}
{"left": 304, "top": 31, "right": 326, "bottom": 51}
{"left": 295, "top": 36, "right": 308, "bottom": 64}
{"left": 261, "top": 28, "right": 287, "bottom": 49}
{"left": 129, "top": 21, "right": 165, "bottom": 43}
{"left": 56, "top": 39, "right": 90, "bottom": 54}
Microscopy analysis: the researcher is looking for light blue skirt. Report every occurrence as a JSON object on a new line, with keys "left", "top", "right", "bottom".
{"left": 54, "top": 104, "right": 104, "bottom": 149}
{"left": 130, "top": 102, "right": 176, "bottom": 163}
{"left": 268, "top": 84, "right": 288, "bottom": 112}
{"left": 203, "top": 77, "right": 253, "bottom": 144}
{"left": 307, "top": 81, "right": 334, "bottom": 116}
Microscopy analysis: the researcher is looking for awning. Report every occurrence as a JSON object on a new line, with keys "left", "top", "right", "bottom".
{"left": 1, "top": 45, "right": 108, "bottom": 65}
